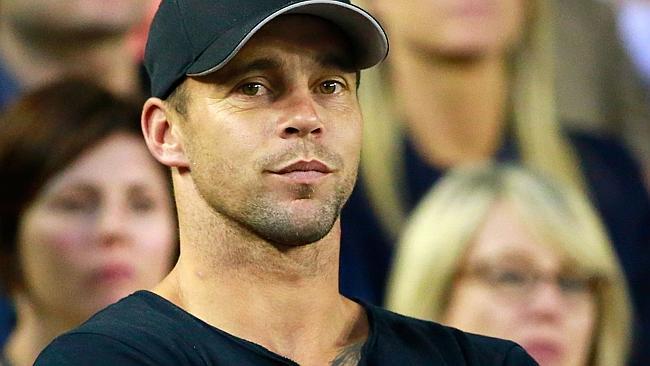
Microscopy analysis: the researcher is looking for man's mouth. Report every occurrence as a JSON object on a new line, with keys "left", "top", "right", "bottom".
{"left": 269, "top": 159, "right": 333, "bottom": 183}
{"left": 275, "top": 160, "right": 332, "bottom": 174}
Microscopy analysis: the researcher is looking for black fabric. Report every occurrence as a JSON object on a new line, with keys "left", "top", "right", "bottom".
{"left": 35, "top": 291, "right": 537, "bottom": 365}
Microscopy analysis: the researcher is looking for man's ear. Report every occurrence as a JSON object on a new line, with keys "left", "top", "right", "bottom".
{"left": 141, "top": 98, "right": 190, "bottom": 168}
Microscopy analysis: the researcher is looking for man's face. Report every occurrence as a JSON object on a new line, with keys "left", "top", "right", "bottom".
{"left": 175, "top": 15, "right": 363, "bottom": 246}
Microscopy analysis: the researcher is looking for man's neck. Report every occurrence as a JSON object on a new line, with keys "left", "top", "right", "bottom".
{"left": 0, "top": 20, "right": 139, "bottom": 96}
{"left": 388, "top": 41, "right": 508, "bottom": 167}
{"left": 155, "top": 183, "right": 368, "bottom": 365}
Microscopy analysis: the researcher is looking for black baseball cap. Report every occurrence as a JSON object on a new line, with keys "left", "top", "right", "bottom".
{"left": 144, "top": 0, "right": 389, "bottom": 98}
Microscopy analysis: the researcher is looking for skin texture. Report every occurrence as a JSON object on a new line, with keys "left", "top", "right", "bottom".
{"left": 443, "top": 201, "right": 596, "bottom": 366}
{"left": 17, "top": 133, "right": 176, "bottom": 325}
{"left": 142, "top": 15, "right": 368, "bottom": 366}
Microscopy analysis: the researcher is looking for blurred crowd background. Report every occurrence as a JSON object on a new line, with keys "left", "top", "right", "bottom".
{"left": 0, "top": 1, "right": 648, "bottom": 366}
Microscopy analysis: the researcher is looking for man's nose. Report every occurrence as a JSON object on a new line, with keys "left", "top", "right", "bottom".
{"left": 276, "top": 93, "right": 324, "bottom": 139}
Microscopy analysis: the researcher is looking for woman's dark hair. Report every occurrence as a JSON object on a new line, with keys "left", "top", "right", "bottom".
{"left": 0, "top": 78, "right": 163, "bottom": 294}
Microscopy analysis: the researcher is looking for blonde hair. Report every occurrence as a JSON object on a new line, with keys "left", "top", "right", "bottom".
{"left": 385, "top": 163, "right": 632, "bottom": 366}
{"left": 355, "top": 0, "right": 587, "bottom": 239}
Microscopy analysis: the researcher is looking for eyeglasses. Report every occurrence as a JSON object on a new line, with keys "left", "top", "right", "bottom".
{"left": 458, "top": 263, "right": 601, "bottom": 305}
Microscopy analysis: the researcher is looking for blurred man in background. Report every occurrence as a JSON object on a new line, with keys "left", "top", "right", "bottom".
{"left": 0, "top": 0, "right": 150, "bottom": 108}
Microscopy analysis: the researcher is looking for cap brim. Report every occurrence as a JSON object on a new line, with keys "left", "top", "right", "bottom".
{"left": 186, "top": 0, "right": 388, "bottom": 77}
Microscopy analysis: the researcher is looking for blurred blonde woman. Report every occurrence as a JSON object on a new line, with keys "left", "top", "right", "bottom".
{"left": 386, "top": 163, "right": 632, "bottom": 366}
{"left": 339, "top": 1, "right": 649, "bottom": 356}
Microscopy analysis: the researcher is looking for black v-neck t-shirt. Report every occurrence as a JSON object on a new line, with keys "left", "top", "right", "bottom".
{"left": 35, "top": 291, "right": 536, "bottom": 365}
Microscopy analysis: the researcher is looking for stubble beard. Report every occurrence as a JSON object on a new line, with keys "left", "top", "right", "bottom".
{"left": 190, "top": 142, "right": 359, "bottom": 248}
{"left": 240, "top": 176, "right": 354, "bottom": 247}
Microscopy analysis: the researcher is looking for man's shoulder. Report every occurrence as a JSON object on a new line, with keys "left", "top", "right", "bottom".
{"left": 72, "top": 290, "right": 186, "bottom": 337}
{"left": 365, "top": 304, "right": 538, "bottom": 365}
{"left": 35, "top": 291, "right": 203, "bottom": 366}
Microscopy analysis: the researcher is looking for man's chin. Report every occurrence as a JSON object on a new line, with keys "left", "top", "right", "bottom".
{"left": 237, "top": 192, "right": 345, "bottom": 247}
{"left": 253, "top": 215, "right": 338, "bottom": 248}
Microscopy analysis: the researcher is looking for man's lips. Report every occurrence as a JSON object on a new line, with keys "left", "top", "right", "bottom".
{"left": 268, "top": 160, "right": 333, "bottom": 183}
{"left": 273, "top": 160, "right": 333, "bottom": 174}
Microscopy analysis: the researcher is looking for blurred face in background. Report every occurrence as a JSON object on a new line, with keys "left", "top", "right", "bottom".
{"left": 0, "top": 0, "right": 148, "bottom": 37}
{"left": 17, "top": 132, "right": 175, "bottom": 323}
{"left": 372, "top": 0, "right": 526, "bottom": 60}
{"left": 443, "top": 200, "right": 597, "bottom": 366}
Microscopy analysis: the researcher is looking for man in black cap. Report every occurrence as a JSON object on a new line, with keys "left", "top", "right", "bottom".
{"left": 35, "top": 1, "right": 537, "bottom": 365}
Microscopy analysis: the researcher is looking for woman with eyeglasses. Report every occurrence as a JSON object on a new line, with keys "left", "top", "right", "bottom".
{"left": 385, "top": 163, "right": 632, "bottom": 366}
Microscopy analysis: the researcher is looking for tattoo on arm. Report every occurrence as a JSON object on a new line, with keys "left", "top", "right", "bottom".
{"left": 330, "top": 342, "right": 363, "bottom": 366}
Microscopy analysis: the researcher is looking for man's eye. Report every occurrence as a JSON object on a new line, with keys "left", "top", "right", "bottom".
{"left": 239, "top": 83, "right": 268, "bottom": 96}
{"left": 318, "top": 80, "right": 344, "bottom": 94}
